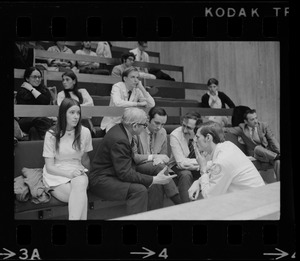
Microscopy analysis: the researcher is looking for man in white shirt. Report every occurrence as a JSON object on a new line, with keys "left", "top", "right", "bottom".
{"left": 75, "top": 41, "right": 102, "bottom": 74}
{"left": 111, "top": 52, "right": 135, "bottom": 77}
{"left": 47, "top": 41, "right": 75, "bottom": 71}
{"left": 100, "top": 67, "right": 155, "bottom": 133}
{"left": 169, "top": 112, "right": 203, "bottom": 203}
{"left": 188, "top": 121, "right": 265, "bottom": 200}
{"left": 130, "top": 41, "right": 156, "bottom": 79}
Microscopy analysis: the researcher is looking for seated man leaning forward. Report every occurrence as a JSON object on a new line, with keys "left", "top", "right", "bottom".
{"left": 132, "top": 106, "right": 182, "bottom": 205}
{"left": 168, "top": 112, "right": 203, "bottom": 203}
{"left": 88, "top": 107, "right": 176, "bottom": 216}
{"left": 188, "top": 121, "right": 265, "bottom": 200}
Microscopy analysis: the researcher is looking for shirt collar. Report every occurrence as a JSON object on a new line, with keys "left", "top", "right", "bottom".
{"left": 124, "top": 125, "right": 133, "bottom": 144}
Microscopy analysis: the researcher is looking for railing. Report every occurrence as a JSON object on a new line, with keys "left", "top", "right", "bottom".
{"left": 64, "top": 41, "right": 161, "bottom": 63}
{"left": 14, "top": 105, "right": 233, "bottom": 119}
{"left": 15, "top": 68, "right": 201, "bottom": 90}
{"left": 33, "top": 49, "right": 183, "bottom": 80}
{"left": 113, "top": 182, "right": 280, "bottom": 220}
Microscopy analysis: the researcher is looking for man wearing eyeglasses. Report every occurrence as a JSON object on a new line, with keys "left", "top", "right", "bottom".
{"left": 89, "top": 107, "right": 176, "bottom": 216}
{"left": 132, "top": 107, "right": 182, "bottom": 205}
{"left": 129, "top": 41, "right": 156, "bottom": 80}
{"left": 168, "top": 112, "right": 203, "bottom": 203}
{"left": 111, "top": 52, "right": 136, "bottom": 77}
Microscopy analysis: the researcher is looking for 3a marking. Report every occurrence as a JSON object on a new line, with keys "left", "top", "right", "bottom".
{"left": 19, "top": 248, "right": 41, "bottom": 260}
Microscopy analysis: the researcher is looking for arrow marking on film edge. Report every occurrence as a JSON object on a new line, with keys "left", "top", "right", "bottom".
{"left": 264, "top": 248, "right": 289, "bottom": 260}
{"left": 0, "top": 248, "right": 16, "bottom": 260}
{"left": 130, "top": 247, "right": 156, "bottom": 259}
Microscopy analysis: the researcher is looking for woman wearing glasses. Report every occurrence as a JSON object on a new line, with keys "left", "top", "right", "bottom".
{"left": 16, "top": 66, "right": 54, "bottom": 140}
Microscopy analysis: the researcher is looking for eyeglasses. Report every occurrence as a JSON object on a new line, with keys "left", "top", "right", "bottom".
{"left": 136, "top": 123, "right": 148, "bottom": 128}
{"left": 30, "top": 75, "right": 42, "bottom": 80}
{"left": 182, "top": 123, "right": 194, "bottom": 131}
{"left": 127, "top": 57, "right": 135, "bottom": 61}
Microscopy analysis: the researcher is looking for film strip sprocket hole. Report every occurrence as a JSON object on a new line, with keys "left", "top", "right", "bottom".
{"left": 3, "top": 1, "right": 293, "bottom": 260}
{"left": 16, "top": 15, "right": 283, "bottom": 39}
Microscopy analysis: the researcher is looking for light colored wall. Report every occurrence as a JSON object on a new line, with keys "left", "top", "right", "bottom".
{"left": 112, "top": 41, "right": 280, "bottom": 140}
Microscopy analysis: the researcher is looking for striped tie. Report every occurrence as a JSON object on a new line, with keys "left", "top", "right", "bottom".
{"left": 188, "top": 139, "right": 195, "bottom": 159}
{"left": 149, "top": 133, "right": 153, "bottom": 154}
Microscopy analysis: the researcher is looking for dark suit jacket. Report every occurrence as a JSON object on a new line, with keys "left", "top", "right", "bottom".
{"left": 226, "top": 121, "right": 280, "bottom": 156}
{"left": 89, "top": 123, "right": 153, "bottom": 200}
{"left": 201, "top": 91, "right": 235, "bottom": 108}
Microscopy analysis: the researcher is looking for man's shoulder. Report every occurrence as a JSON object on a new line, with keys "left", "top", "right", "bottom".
{"left": 129, "top": 48, "right": 138, "bottom": 54}
{"left": 75, "top": 49, "right": 83, "bottom": 54}
{"left": 170, "top": 126, "right": 181, "bottom": 136}
{"left": 112, "top": 81, "right": 125, "bottom": 88}
{"left": 158, "top": 128, "right": 167, "bottom": 137}
{"left": 106, "top": 124, "right": 127, "bottom": 140}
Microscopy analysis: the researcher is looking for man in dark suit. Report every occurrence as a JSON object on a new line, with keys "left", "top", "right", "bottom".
{"left": 225, "top": 109, "right": 280, "bottom": 181}
{"left": 89, "top": 107, "right": 176, "bottom": 216}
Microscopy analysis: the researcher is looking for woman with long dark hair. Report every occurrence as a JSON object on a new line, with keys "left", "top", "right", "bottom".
{"left": 16, "top": 66, "right": 54, "bottom": 140}
{"left": 57, "top": 70, "right": 96, "bottom": 136}
{"left": 42, "top": 98, "right": 93, "bottom": 220}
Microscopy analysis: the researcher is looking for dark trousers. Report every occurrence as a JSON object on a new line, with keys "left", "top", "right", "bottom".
{"left": 136, "top": 162, "right": 179, "bottom": 198}
{"left": 79, "top": 67, "right": 110, "bottom": 75}
{"left": 171, "top": 166, "right": 200, "bottom": 203}
{"left": 18, "top": 117, "right": 53, "bottom": 140}
{"left": 89, "top": 176, "right": 163, "bottom": 216}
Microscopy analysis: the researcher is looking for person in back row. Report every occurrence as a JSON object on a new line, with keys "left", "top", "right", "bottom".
{"left": 75, "top": 41, "right": 107, "bottom": 75}
{"left": 188, "top": 121, "right": 265, "bottom": 200}
{"left": 111, "top": 52, "right": 135, "bottom": 78}
{"left": 89, "top": 107, "right": 176, "bottom": 215}
{"left": 129, "top": 41, "right": 156, "bottom": 80}
{"left": 47, "top": 41, "right": 75, "bottom": 71}
{"left": 100, "top": 67, "right": 155, "bottom": 135}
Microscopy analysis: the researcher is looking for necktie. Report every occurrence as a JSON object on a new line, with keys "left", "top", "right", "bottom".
{"left": 188, "top": 139, "right": 196, "bottom": 159}
{"left": 149, "top": 133, "right": 153, "bottom": 154}
{"left": 251, "top": 127, "right": 260, "bottom": 143}
{"left": 128, "top": 90, "right": 132, "bottom": 101}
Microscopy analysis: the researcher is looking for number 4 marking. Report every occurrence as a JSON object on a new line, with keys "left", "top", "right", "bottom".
{"left": 159, "top": 248, "right": 168, "bottom": 259}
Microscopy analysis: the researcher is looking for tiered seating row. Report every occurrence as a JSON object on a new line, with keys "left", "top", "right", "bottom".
{"left": 14, "top": 105, "right": 233, "bottom": 119}
{"left": 34, "top": 49, "right": 184, "bottom": 81}
{"left": 63, "top": 41, "right": 161, "bottom": 63}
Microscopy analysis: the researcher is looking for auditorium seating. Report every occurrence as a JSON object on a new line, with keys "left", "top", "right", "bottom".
{"left": 14, "top": 134, "right": 175, "bottom": 220}
{"left": 14, "top": 125, "right": 277, "bottom": 220}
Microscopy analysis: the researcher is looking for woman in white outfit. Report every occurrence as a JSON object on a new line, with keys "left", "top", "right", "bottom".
{"left": 42, "top": 98, "right": 93, "bottom": 220}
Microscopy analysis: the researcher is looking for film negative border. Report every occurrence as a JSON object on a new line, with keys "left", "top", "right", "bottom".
{"left": 1, "top": 0, "right": 293, "bottom": 260}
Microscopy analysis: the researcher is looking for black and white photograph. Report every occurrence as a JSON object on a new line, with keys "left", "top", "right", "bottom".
{"left": 1, "top": 1, "right": 294, "bottom": 260}
{"left": 13, "top": 40, "right": 280, "bottom": 220}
